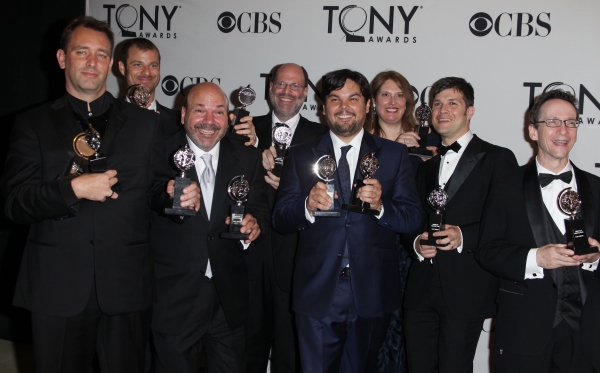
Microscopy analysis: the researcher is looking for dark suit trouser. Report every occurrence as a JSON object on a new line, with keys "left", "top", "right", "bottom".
{"left": 152, "top": 279, "right": 245, "bottom": 373}
{"left": 31, "top": 289, "right": 150, "bottom": 373}
{"left": 295, "top": 275, "right": 391, "bottom": 373}
{"left": 270, "top": 269, "right": 301, "bottom": 373}
{"left": 245, "top": 246, "right": 273, "bottom": 373}
{"left": 495, "top": 319, "right": 594, "bottom": 373}
{"left": 404, "top": 269, "right": 484, "bottom": 373}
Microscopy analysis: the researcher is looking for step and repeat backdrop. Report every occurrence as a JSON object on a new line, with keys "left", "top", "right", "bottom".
{"left": 88, "top": 0, "right": 599, "bottom": 369}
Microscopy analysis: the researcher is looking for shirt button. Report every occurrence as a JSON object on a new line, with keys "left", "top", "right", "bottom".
{"left": 533, "top": 273, "right": 537, "bottom": 277}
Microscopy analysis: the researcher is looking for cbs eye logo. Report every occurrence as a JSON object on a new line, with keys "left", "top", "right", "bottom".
{"left": 161, "top": 75, "right": 221, "bottom": 97}
{"left": 217, "top": 11, "right": 281, "bottom": 34}
{"left": 469, "top": 12, "right": 551, "bottom": 37}
{"left": 217, "top": 12, "right": 236, "bottom": 33}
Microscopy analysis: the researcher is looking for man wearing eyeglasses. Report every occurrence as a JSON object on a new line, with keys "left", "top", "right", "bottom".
{"left": 477, "top": 89, "right": 600, "bottom": 372}
{"left": 246, "top": 63, "right": 326, "bottom": 373}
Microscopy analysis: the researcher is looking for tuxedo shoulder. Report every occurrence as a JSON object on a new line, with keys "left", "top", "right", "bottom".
{"left": 299, "top": 115, "right": 327, "bottom": 129}
{"left": 156, "top": 102, "right": 176, "bottom": 115}
{"left": 223, "top": 133, "right": 262, "bottom": 155}
{"left": 253, "top": 113, "right": 271, "bottom": 128}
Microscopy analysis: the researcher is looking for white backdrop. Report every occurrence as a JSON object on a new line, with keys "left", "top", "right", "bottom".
{"left": 88, "top": 1, "right": 600, "bottom": 371}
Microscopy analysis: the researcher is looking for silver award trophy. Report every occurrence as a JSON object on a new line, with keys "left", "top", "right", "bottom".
{"left": 221, "top": 175, "right": 251, "bottom": 239}
{"left": 408, "top": 102, "right": 433, "bottom": 159}
{"left": 313, "top": 155, "right": 341, "bottom": 217}
{"left": 165, "top": 144, "right": 197, "bottom": 216}
{"left": 230, "top": 85, "right": 256, "bottom": 142}
{"left": 72, "top": 125, "right": 108, "bottom": 173}
{"left": 558, "top": 187, "right": 598, "bottom": 255}
{"left": 127, "top": 84, "right": 151, "bottom": 108}
{"left": 272, "top": 123, "right": 292, "bottom": 177}
{"left": 342, "top": 152, "right": 380, "bottom": 215}
{"left": 420, "top": 187, "right": 449, "bottom": 247}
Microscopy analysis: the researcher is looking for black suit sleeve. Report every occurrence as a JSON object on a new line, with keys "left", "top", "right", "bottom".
{"left": 2, "top": 113, "right": 79, "bottom": 224}
{"left": 147, "top": 115, "right": 174, "bottom": 213}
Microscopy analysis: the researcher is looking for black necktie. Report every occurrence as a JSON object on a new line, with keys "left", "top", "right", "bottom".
{"left": 538, "top": 171, "right": 573, "bottom": 188}
{"left": 438, "top": 141, "right": 461, "bottom": 156}
{"left": 338, "top": 145, "right": 352, "bottom": 205}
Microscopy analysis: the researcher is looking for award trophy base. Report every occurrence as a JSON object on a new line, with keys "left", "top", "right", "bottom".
{"left": 272, "top": 158, "right": 284, "bottom": 177}
{"left": 230, "top": 107, "right": 251, "bottom": 143}
{"left": 408, "top": 147, "right": 433, "bottom": 158}
{"left": 420, "top": 213, "right": 447, "bottom": 247}
{"left": 90, "top": 155, "right": 108, "bottom": 173}
{"left": 221, "top": 205, "right": 249, "bottom": 240}
{"left": 565, "top": 218, "right": 599, "bottom": 255}
{"left": 165, "top": 177, "right": 196, "bottom": 216}
{"left": 342, "top": 180, "right": 379, "bottom": 215}
{"left": 314, "top": 183, "right": 341, "bottom": 217}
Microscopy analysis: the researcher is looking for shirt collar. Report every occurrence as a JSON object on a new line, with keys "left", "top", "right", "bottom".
{"left": 330, "top": 128, "right": 364, "bottom": 150}
{"left": 66, "top": 91, "right": 111, "bottom": 118}
{"left": 272, "top": 112, "right": 300, "bottom": 128}
{"left": 186, "top": 135, "right": 221, "bottom": 161}
{"left": 535, "top": 158, "right": 572, "bottom": 175}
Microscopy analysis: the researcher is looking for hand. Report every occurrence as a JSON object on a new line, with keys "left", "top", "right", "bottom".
{"left": 572, "top": 237, "right": 600, "bottom": 264}
{"left": 306, "top": 182, "right": 334, "bottom": 215}
{"left": 395, "top": 131, "right": 421, "bottom": 148}
{"left": 262, "top": 147, "right": 281, "bottom": 190}
{"left": 416, "top": 232, "right": 437, "bottom": 259}
{"left": 536, "top": 244, "right": 579, "bottom": 269}
{"left": 229, "top": 113, "right": 256, "bottom": 146}
{"left": 167, "top": 180, "right": 201, "bottom": 211}
{"left": 71, "top": 170, "right": 119, "bottom": 201}
{"left": 225, "top": 214, "right": 260, "bottom": 243}
{"left": 434, "top": 225, "right": 462, "bottom": 251}
{"left": 357, "top": 178, "right": 382, "bottom": 211}
{"left": 426, "top": 146, "right": 439, "bottom": 157}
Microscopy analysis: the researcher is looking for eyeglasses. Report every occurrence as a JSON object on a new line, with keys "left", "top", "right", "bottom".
{"left": 273, "top": 81, "right": 305, "bottom": 91}
{"left": 534, "top": 119, "right": 579, "bottom": 128}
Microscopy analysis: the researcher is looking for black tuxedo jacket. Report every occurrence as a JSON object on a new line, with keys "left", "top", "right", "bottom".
{"left": 403, "top": 135, "right": 518, "bottom": 318}
{"left": 156, "top": 101, "right": 181, "bottom": 135}
{"left": 150, "top": 131, "right": 270, "bottom": 334}
{"left": 273, "top": 131, "right": 421, "bottom": 319}
{"left": 476, "top": 162, "right": 600, "bottom": 367}
{"left": 253, "top": 113, "right": 327, "bottom": 291}
{"left": 1, "top": 93, "right": 171, "bottom": 317}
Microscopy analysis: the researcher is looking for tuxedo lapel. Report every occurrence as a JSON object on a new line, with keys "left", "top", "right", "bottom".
{"left": 290, "top": 116, "right": 314, "bottom": 146}
{"left": 445, "top": 136, "right": 484, "bottom": 201}
{"left": 523, "top": 162, "right": 557, "bottom": 248}
{"left": 210, "top": 137, "right": 238, "bottom": 228}
{"left": 573, "top": 164, "right": 596, "bottom": 238}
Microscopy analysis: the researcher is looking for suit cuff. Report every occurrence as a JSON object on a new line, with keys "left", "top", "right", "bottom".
{"left": 240, "top": 241, "right": 250, "bottom": 250}
{"left": 413, "top": 236, "right": 425, "bottom": 262}
{"left": 582, "top": 258, "right": 599, "bottom": 272}
{"left": 525, "top": 248, "right": 544, "bottom": 279}
{"left": 456, "top": 226, "right": 464, "bottom": 253}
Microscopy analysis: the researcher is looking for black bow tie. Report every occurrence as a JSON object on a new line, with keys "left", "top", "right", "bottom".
{"left": 438, "top": 141, "right": 461, "bottom": 156}
{"left": 538, "top": 171, "right": 573, "bottom": 188}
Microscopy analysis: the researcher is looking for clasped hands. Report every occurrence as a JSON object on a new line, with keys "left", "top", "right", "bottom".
{"left": 416, "top": 225, "right": 462, "bottom": 259}
{"left": 305, "top": 179, "right": 383, "bottom": 215}
{"left": 536, "top": 237, "right": 600, "bottom": 269}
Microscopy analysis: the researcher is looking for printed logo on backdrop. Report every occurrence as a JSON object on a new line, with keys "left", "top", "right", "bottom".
{"left": 524, "top": 82, "right": 600, "bottom": 126}
{"left": 103, "top": 4, "right": 180, "bottom": 39}
{"left": 162, "top": 75, "right": 221, "bottom": 97}
{"left": 323, "top": 5, "right": 420, "bottom": 44}
{"left": 469, "top": 12, "right": 550, "bottom": 37}
{"left": 259, "top": 72, "right": 430, "bottom": 112}
{"left": 217, "top": 11, "right": 281, "bottom": 34}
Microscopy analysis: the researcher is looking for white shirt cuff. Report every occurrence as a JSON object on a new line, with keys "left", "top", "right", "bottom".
{"left": 304, "top": 197, "right": 315, "bottom": 224}
{"left": 582, "top": 257, "right": 600, "bottom": 272}
{"left": 525, "top": 248, "right": 544, "bottom": 279}
{"left": 413, "top": 236, "right": 425, "bottom": 262}
{"left": 456, "top": 226, "right": 464, "bottom": 253}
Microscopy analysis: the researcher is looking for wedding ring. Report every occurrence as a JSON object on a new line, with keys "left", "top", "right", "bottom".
{"left": 109, "top": 190, "right": 114, "bottom": 198}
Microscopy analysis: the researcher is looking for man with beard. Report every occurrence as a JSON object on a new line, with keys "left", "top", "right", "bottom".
{"left": 272, "top": 69, "right": 421, "bottom": 372}
{"left": 150, "top": 82, "right": 270, "bottom": 372}
{"left": 247, "top": 63, "right": 326, "bottom": 373}
{"left": 1, "top": 16, "right": 199, "bottom": 372}
{"left": 118, "top": 38, "right": 180, "bottom": 135}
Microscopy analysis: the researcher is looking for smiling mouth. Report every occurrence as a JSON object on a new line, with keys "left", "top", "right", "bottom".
{"left": 277, "top": 95, "right": 295, "bottom": 102}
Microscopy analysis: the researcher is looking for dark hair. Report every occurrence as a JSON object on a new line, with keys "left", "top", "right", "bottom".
{"left": 431, "top": 77, "right": 474, "bottom": 108}
{"left": 119, "top": 38, "right": 161, "bottom": 66}
{"left": 529, "top": 89, "right": 579, "bottom": 127}
{"left": 322, "top": 69, "right": 371, "bottom": 102}
{"left": 367, "top": 70, "right": 418, "bottom": 136}
{"left": 270, "top": 63, "right": 308, "bottom": 86}
{"left": 60, "top": 16, "right": 114, "bottom": 56}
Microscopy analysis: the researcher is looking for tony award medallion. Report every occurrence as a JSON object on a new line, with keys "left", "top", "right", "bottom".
{"left": 408, "top": 102, "right": 433, "bottom": 159}
{"left": 221, "top": 175, "right": 251, "bottom": 239}
{"left": 558, "top": 187, "right": 598, "bottom": 255}
{"left": 420, "top": 187, "right": 449, "bottom": 247}
{"left": 165, "top": 144, "right": 197, "bottom": 216}
{"left": 342, "top": 152, "right": 380, "bottom": 215}
{"left": 127, "top": 84, "right": 151, "bottom": 108}
{"left": 73, "top": 125, "right": 108, "bottom": 173}
{"left": 272, "top": 123, "right": 292, "bottom": 177}
{"left": 313, "top": 155, "right": 341, "bottom": 217}
{"left": 230, "top": 85, "right": 256, "bottom": 142}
